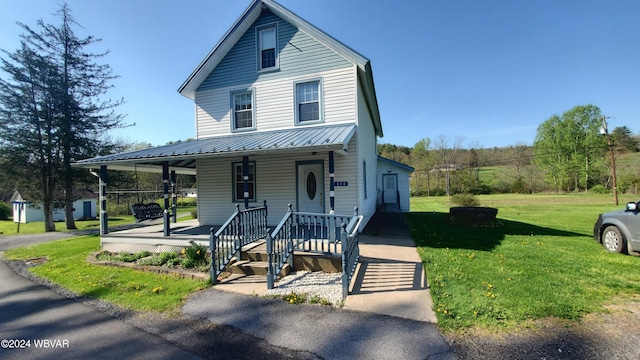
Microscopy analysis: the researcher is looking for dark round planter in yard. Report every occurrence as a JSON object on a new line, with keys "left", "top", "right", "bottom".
{"left": 449, "top": 207, "right": 498, "bottom": 224}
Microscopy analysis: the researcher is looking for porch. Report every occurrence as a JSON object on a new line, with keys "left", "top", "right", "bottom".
{"left": 100, "top": 203, "right": 362, "bottom": 299}
{"left": 100, "top": 218, "right": 345, "bottom": 271}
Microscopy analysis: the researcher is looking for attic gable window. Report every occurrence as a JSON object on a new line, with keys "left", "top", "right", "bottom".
{"left": 257, "top": 25, "right": 277, "bottom": 71}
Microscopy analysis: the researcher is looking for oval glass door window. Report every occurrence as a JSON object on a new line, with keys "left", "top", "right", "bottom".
{"left": 306, "top": 172, "right": 317, "bottom": 200}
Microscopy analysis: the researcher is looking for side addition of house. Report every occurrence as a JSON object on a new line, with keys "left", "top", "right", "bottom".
{"left": 74, "top": 0, "right": 412, "bottom": 234}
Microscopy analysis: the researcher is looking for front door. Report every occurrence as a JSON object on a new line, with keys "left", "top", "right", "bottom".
{"left": 382, "top": 174, "right": 398, "bottom": 204}
{"left": 297, "top": 162, "right": 324, "bottom": 213}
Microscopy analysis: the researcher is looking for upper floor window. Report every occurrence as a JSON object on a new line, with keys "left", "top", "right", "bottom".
{"left": 295, "top": 79, "right": 323, "bottom": 124}
{"left": 232, "top": 90, "right": 255, "bottom": 131}
{"left": 258, "top": 25, "right": 277, "bottom": 71}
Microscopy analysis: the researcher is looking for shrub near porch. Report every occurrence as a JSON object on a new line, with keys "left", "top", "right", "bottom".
{"left": 409, "top": 194, "right": 640, "bottom": 331}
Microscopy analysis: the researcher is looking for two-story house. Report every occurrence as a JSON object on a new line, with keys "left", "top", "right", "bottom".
{"left": 74, "top": 0, "right": 412, "bottom": 238}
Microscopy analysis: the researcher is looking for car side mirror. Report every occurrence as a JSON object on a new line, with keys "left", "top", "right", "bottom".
{"left": 626, "top": 202, "right": 638, "bottom": 212}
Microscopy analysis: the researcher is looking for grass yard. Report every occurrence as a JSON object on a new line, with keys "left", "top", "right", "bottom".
{"left": 0, "top": 216, "right": 136, "bottom": 235}
{"left": 3, "top": 236, "right": 206, "bottom": 312}
{"left": 409, "top": 193, "right": 640, "bottom": 331}
{"left": 0, "top": 202, "right": 197, "bottom": 235}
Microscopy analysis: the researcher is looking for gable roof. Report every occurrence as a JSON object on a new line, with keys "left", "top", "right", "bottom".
{"left": 11, "top": 189, "right": 98, "bottom": 203}
{"left": 177, "top": 0, "right": 382, "bottom": 137}
{"left": 378, "top": 156, "right": 414, "bottom": 173}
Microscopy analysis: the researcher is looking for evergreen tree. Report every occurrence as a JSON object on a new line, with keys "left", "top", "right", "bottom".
{"left": 0, "top": 4, "right": 125, "bottom": 230}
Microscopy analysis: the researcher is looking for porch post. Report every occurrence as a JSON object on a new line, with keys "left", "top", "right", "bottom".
{"left": 171, "top": 170, "right": 177, "bottom": 223}
{"left": 162, "top": 161, "right": 170, "bottom": 236}
{"left": 242, "top": 156, "right": 249, "bottom": 209}
{"left": 99, "top": 165, "right": 108, "bottom": 235}
{"left": 329, "top": 151, "right": 335, "bottom": 212}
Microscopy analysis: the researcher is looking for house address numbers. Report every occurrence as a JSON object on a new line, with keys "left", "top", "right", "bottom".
{"left": 333, "top": 181, "right": 348, "bottom": 186}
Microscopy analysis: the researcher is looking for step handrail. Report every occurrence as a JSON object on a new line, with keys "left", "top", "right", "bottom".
{"left": 209, "top": 201, "right": 268, "bottom": 284}
{"left": 267, "top": 205, "right": 361, "bottom": 300}
{"left": 341, "top": 213, "right": 363, "bottom": 299}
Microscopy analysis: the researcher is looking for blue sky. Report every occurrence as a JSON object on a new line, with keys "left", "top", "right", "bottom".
{"left": 1, "top": 0, "right": 638, "bottom": 149}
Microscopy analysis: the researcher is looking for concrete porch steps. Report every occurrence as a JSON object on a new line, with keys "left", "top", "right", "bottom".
{"left": 226, "top": 240, "right": 343, "bottom": 277}
{"left": 230, "top": 260, "right": 292, "bottom": 277}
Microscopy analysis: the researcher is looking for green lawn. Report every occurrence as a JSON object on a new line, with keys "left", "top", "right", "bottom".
{"left": 410, "top": 193, "right": 640, "bottom": 331}
{"left": 4, "top": 193, "right": 640, "bottom": 329}
{"left": 0, "top": 203, "right": 197, "bottom": 235}
{"left": 0, "top": 216, "right": 137, "bottom": 235}
{"left": 3, "top": 235, "right": 206, "bottom": 312}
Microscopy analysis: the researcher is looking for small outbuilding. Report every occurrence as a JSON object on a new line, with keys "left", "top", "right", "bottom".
{"left": 11, "top": 189, "right": 98, "bottom": 223}
{"left": 377, "top": 156, "right": 414, "bottom": 212}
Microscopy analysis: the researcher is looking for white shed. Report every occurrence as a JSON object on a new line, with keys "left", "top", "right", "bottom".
{"left": 11, "top": 189, "right": 98, "bottom": 223}
{"left": 377, "top": 156, "right": 414, "bottom": 212}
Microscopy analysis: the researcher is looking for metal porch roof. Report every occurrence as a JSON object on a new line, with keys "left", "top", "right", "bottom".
{"left": 72, "top": 124, "right": 356, "bottom": 174}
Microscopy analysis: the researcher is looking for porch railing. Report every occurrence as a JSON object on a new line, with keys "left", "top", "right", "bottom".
{"left": 341, "top": 213, "right": 364, "bottom": 299}
{"left": 209, "top": 201, "right": 268, "bottom": 284}
{"left": 266, "top": 205, "right": 363, "bottom": 299}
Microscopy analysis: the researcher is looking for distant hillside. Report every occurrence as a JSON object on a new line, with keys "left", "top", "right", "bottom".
{"left": 379, "top": 143, "right": 639, "bottom": 195}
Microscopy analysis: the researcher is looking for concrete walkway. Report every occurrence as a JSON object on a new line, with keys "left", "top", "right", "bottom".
{"left": 344, "top": 212, "right": 437, "bottom": 322}
{"left": 210, "top": 211, "right": 436, "bottom": 322}
{"left": 182, "top": 212, "right": 453, "bottom": 359}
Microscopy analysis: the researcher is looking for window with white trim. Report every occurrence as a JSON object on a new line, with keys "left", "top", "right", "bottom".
{"left": 258, "top": 26, "right": 277, "bottom": 70}
{"left": 295, "top": 80, "right": 322, "bottom": 123}
{"left": 363, "top": 160, "right": 368, "bottom": 199}
{"left": 232, "top": 90, "right": 254, "bottom": 131}
{"left": 232, "top": 161, "right": 256, "bottom": 202}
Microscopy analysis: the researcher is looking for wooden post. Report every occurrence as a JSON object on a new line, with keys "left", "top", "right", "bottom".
{"left": 266, "top": 232, "right": 274, "bottom": 289}
{"left": 329, "top": 151, "right": 335, "bottom": 212}
{"left": 171, "top": 170, "right": 177, "bottom": 223}
{"left": 242, "top": 156, "right": 250, "bottom": 209}
{"left": 341, "top": 222, "right": 349, "bottom": 300}
{"left": 162, "top": 162, "right": 170, "bottom": 236}
{"left": 263, "top": 200, "right": 268, "bottom": 238}
{"left": 99, "top": 165, "right": 108, "bottom": 235}
{"left": 209, "top": 227, "right": 218, "bottom": 284}
{"left": 234, "top": 204, "right": 242, "bottom": 261}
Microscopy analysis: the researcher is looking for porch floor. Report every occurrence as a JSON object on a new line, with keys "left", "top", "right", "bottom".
{"left": 101, "top": 220, "right": 212, "bottom": 253}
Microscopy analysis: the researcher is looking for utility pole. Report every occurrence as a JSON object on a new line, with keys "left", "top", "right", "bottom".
{"left": 599, "top": 116, "right": 618, "bottom": 205}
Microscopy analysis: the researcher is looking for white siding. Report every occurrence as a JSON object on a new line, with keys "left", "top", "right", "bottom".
{"left": 13, "top": 199, "right": 96, "bottom": 223}
{"left": 195, "top": 67, "right": 356, "bottom": 138}
{"left": 377, "top": 159, "right": 412, "bottom": 212}
{"left": 355, "top": 80, "right": 379, "bottom": 228}
{"left": 195, "top": 147, "right": 359, "bottom": 226}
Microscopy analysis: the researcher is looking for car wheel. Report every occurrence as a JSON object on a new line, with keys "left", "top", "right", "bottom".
{"left": 602, "top": 226, "right": 626, "bottom": 253}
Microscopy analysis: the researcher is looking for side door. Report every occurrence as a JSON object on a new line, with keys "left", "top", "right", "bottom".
{"left": 382, "top": 174, "right": 398, "bottom": 204}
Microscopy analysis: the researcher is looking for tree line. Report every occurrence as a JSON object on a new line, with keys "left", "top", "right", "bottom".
{"left": 381, "top": 105, "right": 640, "bottom": 196}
